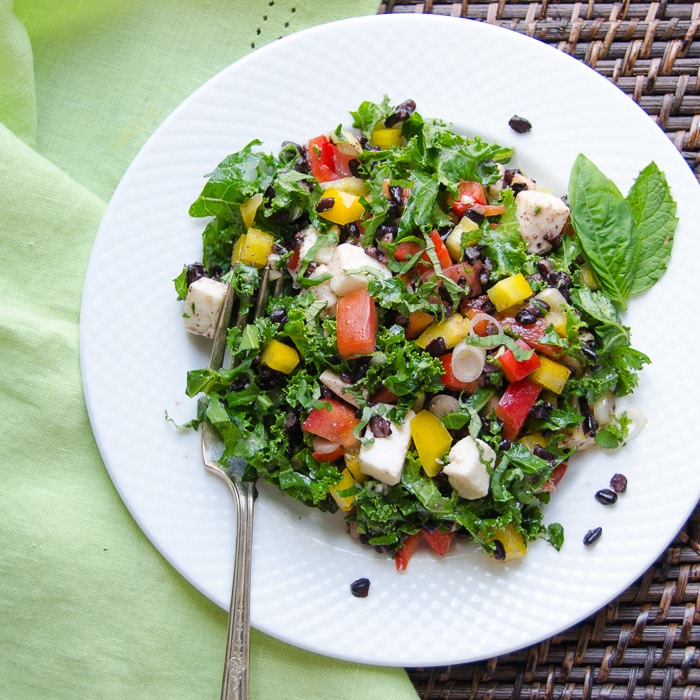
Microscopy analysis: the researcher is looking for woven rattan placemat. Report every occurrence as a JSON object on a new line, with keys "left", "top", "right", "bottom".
{"left": 379, "top": 2, "right": 700, "bottom": 697}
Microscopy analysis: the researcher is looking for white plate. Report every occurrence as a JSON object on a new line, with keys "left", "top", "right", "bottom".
{"left": 80, "top": 14, "right": 700, "bottom": 667}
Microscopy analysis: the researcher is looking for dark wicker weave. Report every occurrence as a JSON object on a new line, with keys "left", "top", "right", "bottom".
{"left": 379, "top": 2, "right": 700, "bottom": 697}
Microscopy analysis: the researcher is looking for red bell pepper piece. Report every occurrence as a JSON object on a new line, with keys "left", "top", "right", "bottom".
{"left": 427, "top": 229, "right": 452, "bottom": 269}
{"left": 395, "top": 532, "right": 421, "bottom": 571}
{"left": 422, "top": 529, "right": 454, "bottom": 556}
{"left": 496, "top": 339, "right": 541, "bottom": 383}
{"left": 302, "top": 398, "right": 360, "bottom": 449}
{"left": 495, "top": 378, "right": 541, "bottom": 441}
{"left": 335, "top": 289, "right": 378, "bottom": 359}
{"left": 394, "top": 230, "right": 452, "bottom": 274}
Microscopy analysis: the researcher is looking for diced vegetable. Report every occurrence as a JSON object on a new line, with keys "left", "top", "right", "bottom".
{"left": 371, "top": 126, "right": 403, "bottom": 149}
{"left": 422, "top": 529, "right": 454, "bottom": 556}
{"left": 308, "top": 134, "right": 355, "bottom": 182}
{"left": 439, "top": 352, "right": 480, "bottom": 393}
{"left": 487, "top": 272, "right": 533, "bottom": 312}
{"left": 395, "top": 532, "right": 421, "bottom": 571}
{"left": 495, "top": 378, "right": 542, "bottom": 440}
{"left": 491, "top": 524, "right": 527, "bottom": 563}
{"left": 329, "top": 468, "right": 357, "bottom": 511}
{"left": 405, "top": 310, "right": 434, "bottom": 340}
{"left": 427, "top": 229, "right": 452, "bottom": 269}
{"left": 240, "top": 193, "right": 263, "bottom": 228}
{"left": 260, "top": 339, "right": 300, "bottom": 374}
{"left": 302, "top": 399, "right": 360, "bottom": 450}
{"left": 311, "top": 437, "right": 344, "bottom": 463}
{"left": 231, "top": 228, "right": 274, "bottom": 268}
{"left": 529, "top": 355, "right": 571, "bottom": 394}
{"left": 336, "top": 289, "right": 378, "bottom": 359}
{"left": 344, "top": 453, "right": 367, "bottom": 484}
{"left": 496, "top": 339, "right": 541, "bottom": 382}
{"left": 410, "top": 410, "right": 452, "bottom": 477}
{"left": 451, "top": 180, "right": 487, "bottom": 216}
{"left": 445, "top": 216, "right": 479, "bottom": 260}
{"left": 415, "top": 313, "right": 471, "bottom": 350}
{"left": 318, "top": 187, "right": 365, "bottom": 225}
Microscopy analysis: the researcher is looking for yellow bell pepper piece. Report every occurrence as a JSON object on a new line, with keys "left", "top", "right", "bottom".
{"left": 321, "top": 176, "right": 370, "bottom": 197}
{"left": 491, "top": 524, "right": 527, "bottom": 563}
{"left": 344, "top": 453, "right": 367, "bottom": 484}
{"left": 415, "top": 313, "right": 471, "bottom": 350}
{"left": 579, "top": 263, "right": 598, "bottom": 289}
{"left": 487, "top": 273, "right": 533, "bottom": 312}
{"left": 240, "top": 193, "right": 263, "bottom": 228}
{"left": 329, "top": 468, "right": 357, "bottom": 511}
{"left": 260, "top": 339, "right": 300, "bottom": 374}
{"left": 529, "top": 355, "right": 571, "bottom": 394}
{"left": 370, "top": 126, "right": 403, "bottom": 149}
{"left": 544, "top": 310, "right": 568, "bottom": 337}
{"left": 410, "top": 410, "right": 452, "bottom": 477}
{"left": 518, "top": 432, "right": 546, "bottom": 453}
{"left": 317, "top": 187, "right": 365, "bottom": 226}
{"left": 231, "top": 228, "right": 275, "bottom": 268}
{"left": 445, "top": 216, "right": 480, "bottom": 261}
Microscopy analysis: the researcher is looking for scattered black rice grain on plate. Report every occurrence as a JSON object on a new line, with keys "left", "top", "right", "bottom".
{"left": 583, "top": 527, "right": 603, "bottom": 546}
{"left": 610, "top": 473, "right": 628, "bottom": 493}
{"left": 508, "top": 115, "right": 532, "bottom": 133}
{"left": 595, "top": 488, "right": 618, "bottom": 505}
{"left": 350, "top": 577, "right": 370, "bottom": 598}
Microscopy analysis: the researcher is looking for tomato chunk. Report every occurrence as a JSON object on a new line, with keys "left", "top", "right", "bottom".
{"left": 451, "top": 180, "right": 487, "bottom": 216}
{"left": 395, "top": 532, "right": 421, "bottom": 571}
{"left": 310, "top": 437, "right": 344, "bottom": 463}
{"left": 496, "top": 339, "right": 541, "bottom": 383}
{"left": 495, "top": 378, "right": 541, "bottom": 440}
{"left": 302, "top": 398, "right": 360, "bottom": 449}
{"left": 336, "top": 289, "right": 378, "bottom": 359}
{"left": 439, "top": 353, "right": 480, "bottom": 393}
{"left": 422, "top": 529, "right": 454, "bottom": 556}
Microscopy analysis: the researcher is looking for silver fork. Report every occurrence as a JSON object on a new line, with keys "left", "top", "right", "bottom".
{"left": 201, "top": 267, "right": 273, "bottom": 700}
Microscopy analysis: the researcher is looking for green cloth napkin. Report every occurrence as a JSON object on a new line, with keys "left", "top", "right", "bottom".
{"left": 0, "top": 2, "right": 421, "bottom": 698}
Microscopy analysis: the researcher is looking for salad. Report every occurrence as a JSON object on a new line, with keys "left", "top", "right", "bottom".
{"left": 175, "top": 97, "right": 677, "bottom": 569}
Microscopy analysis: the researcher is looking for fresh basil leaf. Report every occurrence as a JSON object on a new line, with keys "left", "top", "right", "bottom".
{"left": 627, "top": 162, "right": 678, "bottom": 296}
{"left": 568, "top": 154, "right": 640, "bottom": 309}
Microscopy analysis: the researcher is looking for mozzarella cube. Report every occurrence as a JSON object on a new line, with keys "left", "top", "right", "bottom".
{"left": 359, "top": 409, "right": 415, "bottom": 486}
{"left": 515, "top": 190, "right": 570, "bottom": 254}
{"left": 307, "top": 264, "right": 338, "bottom": 316}
{"left": 183, "top": 277, "right": 229, "bottom": 339}
{"left": 297, "top": 224, "right": 337, "bottom": 266}
{"left": 329, "top": 243, "right": 391, "bottom": 297}
{"left": 443, "top": 436, "right": 494, "bottom": 500}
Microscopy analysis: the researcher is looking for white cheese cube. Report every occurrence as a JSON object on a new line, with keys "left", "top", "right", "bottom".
{"left": 359, "top": 409, "right": 415, "bottom": 486}
{"left": 328, "top": 243, "right": 391, "bottom": 297}
{"left": 443, "top": 435, "right": 495, "bottom": 500}
{"left": 183, "top": 277, "right": 229, "bottom": 339}
{"left": 297, "top": 224, "right": 337, "bottom": 266}
{"left": 515, "top": 190, "right": 570, "bottom": 255}
{"left": 307, "top": 264, "right": 338, "bottom": 316}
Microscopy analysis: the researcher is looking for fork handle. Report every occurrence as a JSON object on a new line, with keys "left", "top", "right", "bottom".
{"left": 221, "top": 480, "right": 255, "bottom": 700}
